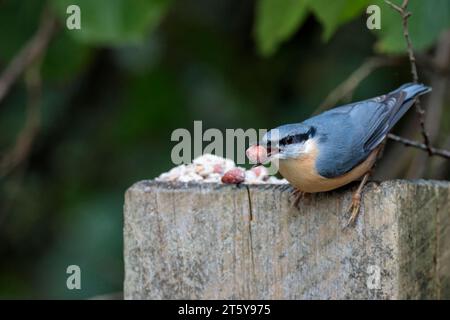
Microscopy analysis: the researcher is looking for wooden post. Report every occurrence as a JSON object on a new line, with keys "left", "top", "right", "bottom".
{"left": 124, "top": 180, "right": 450, "bottom": 299}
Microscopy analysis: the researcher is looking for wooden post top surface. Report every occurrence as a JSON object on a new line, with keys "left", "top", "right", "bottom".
{"left": 124, "top": 179, "right": 450, "bottom": 299}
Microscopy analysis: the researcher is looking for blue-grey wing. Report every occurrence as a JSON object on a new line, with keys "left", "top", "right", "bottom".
{"left": 307, "top": 91, "right": 406, "bottom": 178}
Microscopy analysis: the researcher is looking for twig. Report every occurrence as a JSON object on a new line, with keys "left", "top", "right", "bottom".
{"left": 388, "top": 134, "right": 450, "bottom": 159}
{"left": 0, "top": 61, "right": 43, "bottom": 177}
{"left": 315, "top": 55, "right": 450, "bottom": 161}
{"left": 406, "top": 31, "right": 450, "bottom": 177}
{"left": 384, "top": 0, "right": 433, "bottom": 155}
{"left": 0, "top": 8, "right": 57, "bottom": 104}
{"left": 0, "top": 9, "right": 55, "bottom": 177}
{"left": 316, "top": 57, "right": 397, "bottom": 113}
{"left": 314, "top": 47, "right": 450, "bottom": 163}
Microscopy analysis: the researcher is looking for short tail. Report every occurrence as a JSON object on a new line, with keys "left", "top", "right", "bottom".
{"left": 394, "top": 82, "right": 432, "bottom": 101}
{"left": 388, "top": 83, "right": 432, "bottom": 126}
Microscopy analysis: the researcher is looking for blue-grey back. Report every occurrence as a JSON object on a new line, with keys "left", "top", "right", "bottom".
{"left": 303, "top": 103, "right": 375, "bottom": 178}
{"left": 303, "top": 83, "right": 430, "bottom": 178}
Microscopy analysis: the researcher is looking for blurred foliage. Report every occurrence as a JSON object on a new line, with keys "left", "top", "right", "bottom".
{"left": 308, "top": 0, "right": 369, "bottom": 40}
{"left": 0, "top": 0, "right": 449, "bottom": 299}
{"left": 254, "top": 0, "right": 450, "bottom": 55}
{"left": 0, "top": 0, "right": 45, "bottom": 61}
{"left": 373, "top": 0, "right": 450, "bottom": 53}
{"left": 51, "top": 0, "right": 172, "bottom": 45}
{"left": 254, "top": 0, "right": 309, "bottom": 56}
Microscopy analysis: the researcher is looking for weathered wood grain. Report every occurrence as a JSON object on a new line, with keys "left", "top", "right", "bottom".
{"left": 124, "top": 180, "right": 450, "bottom": 299}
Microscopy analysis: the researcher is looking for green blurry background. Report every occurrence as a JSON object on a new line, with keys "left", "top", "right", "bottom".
{"left": 0, "top": 0, "right": 449, "bottom": 298}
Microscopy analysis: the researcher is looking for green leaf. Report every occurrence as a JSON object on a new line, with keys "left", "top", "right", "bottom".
{"left": 50, "top": 0, "right": 172, "bottom": 45}
{"left": 373, "top": 0, "right": 450, "bottom": 53}
{"left": 308, "top": 0, "right": 370, "bottom": 40}
{"left": 254, "top": 0, "right": 309, "bottom": 56}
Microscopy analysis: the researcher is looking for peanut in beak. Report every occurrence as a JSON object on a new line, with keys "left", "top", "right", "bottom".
{"left": 246, "top": 144, "right": 271, "bottom": 166}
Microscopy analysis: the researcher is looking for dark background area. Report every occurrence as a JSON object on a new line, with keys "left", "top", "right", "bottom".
{"left": 0, "top": 0, "right": 449, "bottom": 298}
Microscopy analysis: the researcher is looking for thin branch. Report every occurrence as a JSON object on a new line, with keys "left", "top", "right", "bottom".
{"left": 0, "top": 8, "right": 57, "bottom": 104}
{"left": 384, "top": 0, "right": 403, "bottom": 13}
{"left": 384, "top": 0, "right": 433, "bottom": 155}
{"left": 312, "top": 1, "right": 450, "bottom": 176}
{"left": 0, "top": 9, "right": 56, "bottom": 177}
{"left": 316, "top": 57, "right": 397, "bottom": 113}
{"left": 388, "top": 134, "right": 450, "bottom": 159}
{"left": 406, "top": 31, "right": 450, "bottom": 177}
{"left": 314, "top": 41, "right": 450, "bottom": 163}
{"left": 0, "top": 62, "right": 43, "bottom": 177}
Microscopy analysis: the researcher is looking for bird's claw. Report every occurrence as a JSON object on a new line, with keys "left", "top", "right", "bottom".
{"left": 290, "top": 188, "right": 304, "bottom": 210}
{"left": 345, "top": 193, "right": 361, "bottom": 228}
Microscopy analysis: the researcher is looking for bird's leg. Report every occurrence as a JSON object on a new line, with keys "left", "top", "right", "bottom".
{"left": 346, "top": 172, "right": 371, "bottom": 227}
{"left": 290, "top": 188, "right": 305, "bottom": 209}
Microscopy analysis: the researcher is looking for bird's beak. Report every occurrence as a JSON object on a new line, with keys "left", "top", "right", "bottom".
{"left": 266, "top": 146, "right": 279, "bottom": 158}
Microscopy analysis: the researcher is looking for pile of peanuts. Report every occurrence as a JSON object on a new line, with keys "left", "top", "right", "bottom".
{"left": 156, "top": 154, "right": 286, "bottom": 184}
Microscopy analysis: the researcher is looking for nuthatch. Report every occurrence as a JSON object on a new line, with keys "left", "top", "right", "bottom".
{"left": 249, "top": 83, "right": 431, "bottom": 226}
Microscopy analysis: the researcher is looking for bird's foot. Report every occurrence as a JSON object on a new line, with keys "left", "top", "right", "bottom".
{"left": 345, "top": 193, "right": 362, "bottom": 227}
{"left": 344, "top": 172, "right": 370, "bottom": 228}
{"left": 290, "top": 188, "right": 305, "bottom": 210}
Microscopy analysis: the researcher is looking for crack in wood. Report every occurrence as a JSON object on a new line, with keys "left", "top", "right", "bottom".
{"left": 244, "top": 185, "right": 256, "bottom": 292}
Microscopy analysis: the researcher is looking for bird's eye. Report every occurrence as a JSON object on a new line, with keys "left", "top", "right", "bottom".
{"left": 282, "top": 136, "right": 294, "bottom": 145}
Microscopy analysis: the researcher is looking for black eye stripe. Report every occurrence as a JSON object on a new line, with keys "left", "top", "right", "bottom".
{"left": 280, "top": 134, "right": 306, "bottom": 145}
{"left": 279, "top": 126, "right": 316, "bottom": 146}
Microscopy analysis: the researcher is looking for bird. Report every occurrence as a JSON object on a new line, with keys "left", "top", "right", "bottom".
{"left": 260, "top": 83, "right": 431, "bottom": 226}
